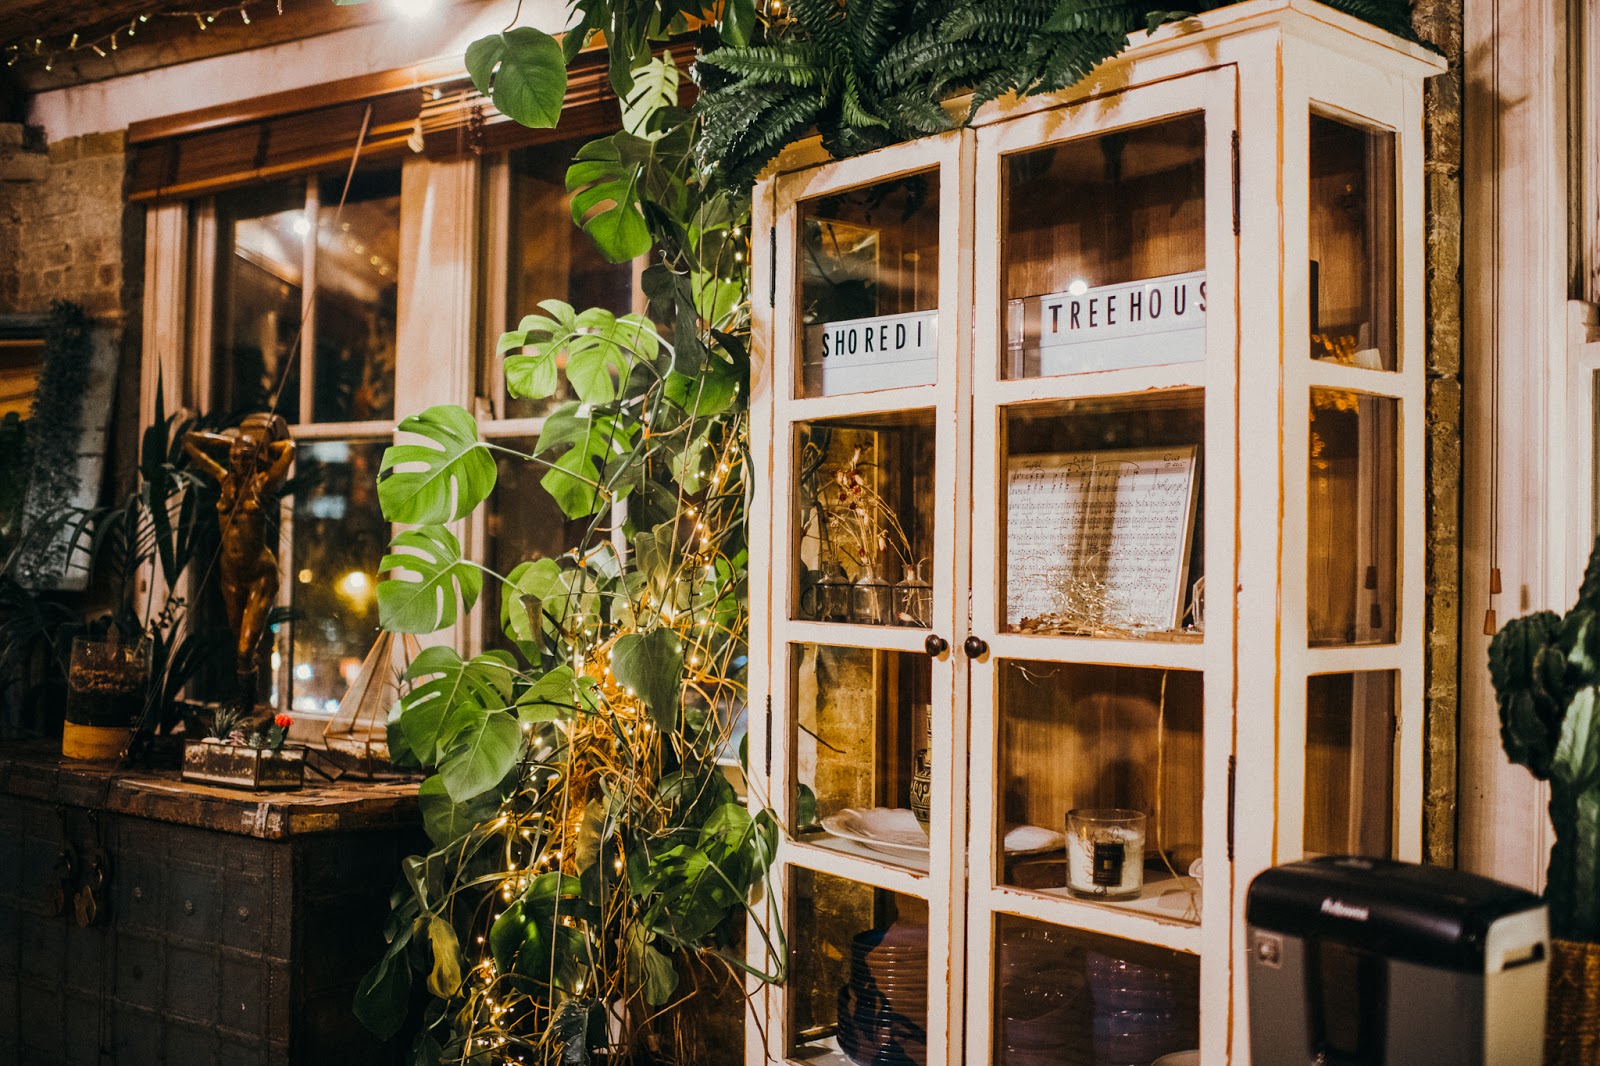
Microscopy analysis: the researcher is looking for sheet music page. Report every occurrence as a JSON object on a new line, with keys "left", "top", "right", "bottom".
{"left": 1006, "top": 445, "right": 1199, "bottom": 633}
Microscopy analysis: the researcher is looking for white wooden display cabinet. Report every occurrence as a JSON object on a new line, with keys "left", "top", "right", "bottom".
{"left": 743, "top": 3, "right": 1445, "bottom": 1063}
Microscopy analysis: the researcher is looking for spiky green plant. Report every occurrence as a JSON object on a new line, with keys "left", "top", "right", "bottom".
{"left": 695, "top": 0, "right": 1416, "bottom": 185}
{"left": 1489, "top": 536, "right": 1600, "bottom": 941}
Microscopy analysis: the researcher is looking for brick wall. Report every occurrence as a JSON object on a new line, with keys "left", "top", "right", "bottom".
{"left": 0, "top": 124, "right": 145, "bottom": 500}
{"left": 1414, "top": 0, "right": 1465, "bottom": 866}
{"left": 0, "top": 128, "right": 131, "bottom": 318}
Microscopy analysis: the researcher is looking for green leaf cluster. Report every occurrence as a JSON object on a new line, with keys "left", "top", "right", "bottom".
{"left": 695, "top": 0, "right": 1416, "bottom": 185}
{"left": 1490, "top": 537, "right": 1600, "bottom": 940}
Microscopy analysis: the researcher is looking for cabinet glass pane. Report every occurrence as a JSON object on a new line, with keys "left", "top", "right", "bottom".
{"left": 1003, "top": 114, "right": 1206, "bottom": 380}
{"left": 788, "top": 869, "right": 928, "bottom": 1064}
{"left": 1308, "top": 389, "right": 1397, "bottom": 646}
{"left": 791, "top": 644, "right": 933, "bottom": 871}
{"left": 1305, "top": 670, "right": 1396, "bottom": 858}
{"left": 1001, "top": 392, "right": 1203, "bottom": 639}
{"left": 1310, "top": 114, "right": 1397, "bottom": 371}
{"left": 997, "top": 661, "right": 1203, "bottom": 924}
{"left": 797, "top": 171, "right": 940, "bottom": 398}
{"left": 794, "top": 412, "right": 936, "bottom": 627}
{"left": 993, "top": 914, "right": 1200, "bottom": 1066}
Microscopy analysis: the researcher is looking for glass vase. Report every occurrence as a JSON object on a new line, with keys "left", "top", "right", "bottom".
{"left": 849, "top": 562, "right": 892, "bottom": 626}
{"left": 894, "top": 563, "right": 933, "bottom": 627}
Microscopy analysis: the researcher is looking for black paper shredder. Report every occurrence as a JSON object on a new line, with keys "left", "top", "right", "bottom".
{"left": 1246, "top": 856, "right": 1548, "bottom": 1065}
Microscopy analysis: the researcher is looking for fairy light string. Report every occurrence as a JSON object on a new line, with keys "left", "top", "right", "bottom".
{"left": 4, "top": 1, "right": 286, "bottom": 72}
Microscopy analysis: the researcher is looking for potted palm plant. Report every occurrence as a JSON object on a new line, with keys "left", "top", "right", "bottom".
{"left": 1488, "top": 537, "right": 1600, "bottom": 1063}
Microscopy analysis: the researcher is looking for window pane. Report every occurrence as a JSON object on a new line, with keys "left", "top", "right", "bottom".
{"left": 1304, "top": 671, "right": 1395, "bottom": 858}
{"left": 500, "top": 140, "right": 636, "bottom": 419}
{"left": 482, "top": 437, "right": 591, "bottom": 651}
{"left": 793, "top": 411, "right": 936, "bottom": 627}
{"left": 213, "top": 180, "right": 306, "bottom": 423}
{"left": 787, "top": 868, "right": 928, "bottom": 1065}
{"left": 998, "top": 660, "right": 1202, "bottom": 923}
{"left": 790, "top": 643, "right": 933, "bottom": 873}
{"left": 1001, "top": 391, "right": 1205, "bottom": 638}
{"left": 797, "top": 171, "right": 940, "bottom": 398}
{"left": 994, "top": 914, "right": 1199, "bottom": 1066}
{"left": 311, "top": 167, "right": 400, "bottom": 423}
{"left": 288, "top": 439, "right": 386, "bottom": 715}
{"left": 1307, "top": 389, "right": 1397, "bottom": 646}
{"left": 1309, "top": 114, "right": 1397, "bottom": 371}
{"left": 1003, "top": 115, "right": 1207, "bottom": 379}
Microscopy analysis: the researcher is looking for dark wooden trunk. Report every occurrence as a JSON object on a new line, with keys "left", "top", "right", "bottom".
{"left": 0, "top": 746, "right": 422, "bottom": 1065}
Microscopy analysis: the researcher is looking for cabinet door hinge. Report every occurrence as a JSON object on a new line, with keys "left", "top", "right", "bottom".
{"left": 764, "top": 693, "right": 773, "bottom": 779}
{"left": 1226, "top": 754, "right": 1237, "bottom": 862}
{"left": 768, "top": 227, "right": 777, "bottom": 308}
{"left": 1230, "top": 130, "right": 1241, "bottom": 236}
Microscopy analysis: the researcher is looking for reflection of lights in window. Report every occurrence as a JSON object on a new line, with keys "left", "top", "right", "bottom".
{"left": 338, "top": 570, "right": 375, "bottom": 611}
{"left": 292, "top": 696, "right": 322, "bottom": 713}
{"left": 297, "top": 568, "right": 313, "bottom": 583}
{"left": 304, "top": 441, "right": 351, "bottom": 462}
{"left": 324, "top": 699, "right": 341, "bottom": 714}
{"left": 1067, "top": 278, "right": 1089, "bottom": 296}
{"left": 306, "top": 495, "right": 348, "bottom": 520}
{"left": 294, "top": 663, "right": 313, "bottom": 681}
{"left": 293, "top": 215, "right": 311, "bottom": 237}
{"left": 339, "top": 657, "right": 364, "bottom": 686}
{"left": 271, "top": 651, "right": 282, "bottom": 671}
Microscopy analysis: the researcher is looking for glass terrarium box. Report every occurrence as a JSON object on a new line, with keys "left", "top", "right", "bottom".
{"left": 748, "top": 7, "right": 1443, "bottom": 1065}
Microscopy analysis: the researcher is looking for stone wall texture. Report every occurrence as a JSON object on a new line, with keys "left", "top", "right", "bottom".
{"left": 0, "top": 128, "right": 131, "bottom": 318}
{"left": 1414, "top": 0, "right": 1465, "bottom": 867}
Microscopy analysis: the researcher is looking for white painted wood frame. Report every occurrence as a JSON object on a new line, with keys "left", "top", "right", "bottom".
{"left": 748, "top": 3, "right": 1442, "bottom": 1064}
{"left": 970, "top": 63, "right": 1236, "bottom": 1066}
{"left": 752, "top": 126, "right": 973, "bottom": 1066}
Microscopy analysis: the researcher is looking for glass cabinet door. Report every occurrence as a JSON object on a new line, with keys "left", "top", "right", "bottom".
{"left": 762, "top": 129, "right": 972, "bottom": 1066}
{"left": 967, "top": 68, "right": 1237, "bottom": 1066}
{"left": 1284, "top": 103, "right": 1416, "bottom": 865}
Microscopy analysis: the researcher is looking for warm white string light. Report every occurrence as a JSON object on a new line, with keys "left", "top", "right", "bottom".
{"left": 5, "top": 1, "right": 286, "bottom": 73}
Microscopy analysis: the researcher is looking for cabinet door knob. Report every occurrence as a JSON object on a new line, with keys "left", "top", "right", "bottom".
{"left": 924, "top": 634, "right": 948, "bottom": 657}
{"left": 963, "top": 636, "right": 988, "bottom": 659}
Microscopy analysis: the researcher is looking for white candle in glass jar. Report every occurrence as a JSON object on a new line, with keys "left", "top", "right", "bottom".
{"left": 1066, "top": 808, "right": 1147, "bottom": 899}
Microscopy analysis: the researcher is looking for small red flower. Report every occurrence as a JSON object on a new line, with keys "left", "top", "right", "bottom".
{"left": 274, "top": 713, "right": 293, "bottom": 729}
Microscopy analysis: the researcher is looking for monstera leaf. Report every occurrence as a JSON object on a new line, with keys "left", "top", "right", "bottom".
{"left": 503, "top": 301, "right": 663, "bottom": 405}
{"left": 378, "top": 525, "right": 483, "bottom": 634}
{"left": 417, "top": 774, "right": 503, "bottom": 847}
{"left": 621, "top": 55, "right": 681, "bottom": 138}
{"left": 398, "top": 646, "right": 516, "bottom": 765}
{"left": 527, "top": 400, "right": 641, "bottom": 519}
{"left": 438, "top": 704, "right": 523, "bottom": 802}
{"left": 378, "top": 405, "right": 496, "bottom": 525}
{"left": 465, "top": 27, "right": 568, "bottom": 128}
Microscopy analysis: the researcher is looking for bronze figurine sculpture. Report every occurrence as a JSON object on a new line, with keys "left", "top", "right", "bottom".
{"left": 183, "top": 413, "right": 295, "bottom": 710}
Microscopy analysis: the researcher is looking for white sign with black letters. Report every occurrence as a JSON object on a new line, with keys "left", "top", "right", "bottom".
{"left": 803, "top": 309, "right": 938, "bottom": 396}
{"left": 1036, "top": 271, "right": 1206, "bottom": 375}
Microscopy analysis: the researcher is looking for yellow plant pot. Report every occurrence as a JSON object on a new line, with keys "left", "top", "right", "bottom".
{"left": 61, "top": 721, "right": 133, "bottom": 762}
{"left": 1546, "top": 938, "right": 1600, "bottom": 1065}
